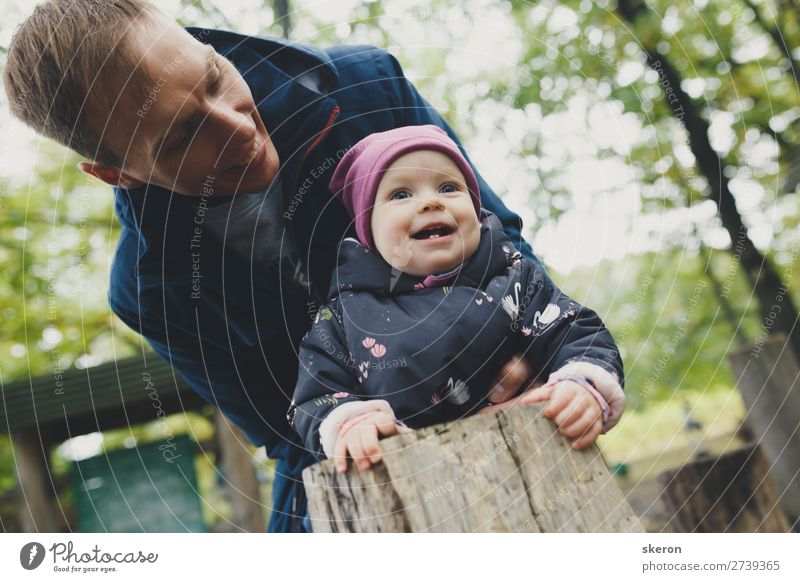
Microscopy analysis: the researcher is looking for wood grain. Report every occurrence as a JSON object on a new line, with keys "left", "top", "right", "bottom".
{"left": 303, "top": 404, "right": 642, "bottom": 532}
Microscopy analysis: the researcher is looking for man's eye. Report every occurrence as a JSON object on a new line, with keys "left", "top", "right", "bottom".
{"left": 440, "top": 183, "right": 457, "bottom": 193}
{"left": 391, "top": 190, "right": 411, "bottom": 200}
{"left": 161, "top": 129, "right": 186, "bottom": 151}
{"left": 208, "top": 62, "right": 224, "bottom": 95}
{"left": 167, "top": 129, "right": 188, "bottom": 151}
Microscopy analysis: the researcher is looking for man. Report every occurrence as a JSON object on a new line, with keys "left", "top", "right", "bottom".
{"left": 4, "top": 0, "right": 542, "bottom": 531}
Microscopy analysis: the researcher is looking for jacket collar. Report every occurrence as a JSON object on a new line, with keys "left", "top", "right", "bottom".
{"left": 329, "top": 212, "right": 520, "bottom": 299}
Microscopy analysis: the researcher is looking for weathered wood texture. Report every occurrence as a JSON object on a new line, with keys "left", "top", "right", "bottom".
{"left": 659, "top": 445, "right": 790, "bottom": 532}
{"left": 303, "top": 404, "right": 642, "bottom": 532}
{"left": 729, "top": 334, "right": 800, "bottom": 524}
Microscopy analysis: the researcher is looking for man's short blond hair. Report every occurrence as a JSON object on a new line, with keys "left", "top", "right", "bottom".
{"left": 3, "top": 0, "right": 158, "bottom": 167}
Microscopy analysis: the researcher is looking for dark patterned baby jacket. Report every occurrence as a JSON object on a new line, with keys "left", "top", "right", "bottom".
{"left": 289, "top": 213, "right": 623, "bottom": 460}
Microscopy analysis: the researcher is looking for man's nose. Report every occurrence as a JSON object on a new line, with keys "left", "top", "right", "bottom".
{"left": 209, "top": 104, "right": 253, "bottom": 152}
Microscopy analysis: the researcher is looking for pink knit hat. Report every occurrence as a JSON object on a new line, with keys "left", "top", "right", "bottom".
{"left": 329, "top": 125, "right": 481, "bottom": 249}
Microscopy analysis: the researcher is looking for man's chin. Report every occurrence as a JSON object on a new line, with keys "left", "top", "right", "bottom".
{"left": 212, "top": 159, "right": 280, "bottom": 196}
{"left": 236, "top": 149, "right": 280, "bottom": 193}
{"left": 170, "top": 179, "right": 265, "bottom": 198}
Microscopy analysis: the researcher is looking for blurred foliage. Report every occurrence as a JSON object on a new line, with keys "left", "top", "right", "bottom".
{"left": 0, "top": 141, "right": 141, "bottom": 382}
{"left": 600, "top": 386, "right": 748, "bottom": 470}
{"left": 564, "top": 249, "right": 769, "bottom": 405}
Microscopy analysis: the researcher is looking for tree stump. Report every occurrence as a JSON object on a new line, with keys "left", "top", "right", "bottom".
{"left": 302, "top": 404, "right": 642, "bottom": 532}
{"left": 659, "top": 445, "right": 790, "bottom": 532}
{"left": 728, "top": 333, "right": 800, "bottom": 525}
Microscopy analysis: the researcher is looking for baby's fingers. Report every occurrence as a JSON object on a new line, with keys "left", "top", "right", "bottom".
{"left": 374, "top": 412, "right": 401, "bottom": 438}
{"left": 542, "top": 386, "right": 574, "bottom": 418}
{"left": 348, "top": 433, "right": 371, "bottom": 471}
{"left": 359, "top": 427, "right": 383, "bottom": 466}
{"left": 552, "top": 396, "right": 586, "bottom": 428}
{"left": 518, "top": 385, "right": 553, "bottom": 405}
{"left": 334, "top": 433, "right": 352, "bottom": 473}
{"left": 560, "top": 407, "right": 600, "bottom": 438}
{"left": 489, "top": 355, "right": 532, "bottom": 403}
{"left": 571, "top": 418, "right": 603, "bottom": 450}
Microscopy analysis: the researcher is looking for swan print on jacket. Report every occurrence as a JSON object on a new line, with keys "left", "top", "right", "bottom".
{"left": 443, "top": 378, "right": 471, "bottom": 405}
{"left": 502, "top": 283, "right": 560, "bottom": 328}
{"left": 534, "top": 303, "right": 561, "bottom": 327}
{"left": 289, "top": 213, "right": 624, "bottom": 461}
{"left": 501, "top": 282, "right": 522, "bottom": 320}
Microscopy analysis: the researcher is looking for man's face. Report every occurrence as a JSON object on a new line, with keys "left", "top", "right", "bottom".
{"left": 98, "top": 13, "right": 279, "bottom": 196}
{"left": 370, "top": 150, "right": 481, "bottom": 277}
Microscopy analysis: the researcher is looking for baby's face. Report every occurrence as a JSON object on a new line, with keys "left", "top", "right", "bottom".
{"left": 370, "top": 150, "right": 481, "bottom": 277}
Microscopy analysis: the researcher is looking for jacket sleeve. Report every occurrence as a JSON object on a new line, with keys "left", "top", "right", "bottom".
{"left": 380, "top": 51, "right": 538, "bottom": 266}
{"left": 288, "top": 305, "right": 373, "bottom": 461}
{"left": 514, "top": 260, "right": 626, "bottom": 428}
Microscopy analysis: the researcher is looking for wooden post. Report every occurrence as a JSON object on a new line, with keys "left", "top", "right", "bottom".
{"left": 12, "top": 430, "right": 64, "bottom": 532}
{"left": 303, "top": 404, "right": 642, "bottom": 532}
{"left": 728, "top": 333, "right": 800, "bottom": 525}
{"left": 214, "top": 411, "right": 265, "bottom": 532}
{"left": 659, "top": 444, "right": 790, "bottom": 532}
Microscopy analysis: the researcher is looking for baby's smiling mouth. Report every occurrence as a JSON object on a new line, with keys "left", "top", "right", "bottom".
{"left": 412, "top": 223, "right": 455, "bottom": 240}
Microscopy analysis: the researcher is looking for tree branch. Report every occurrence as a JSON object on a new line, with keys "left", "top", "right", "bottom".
{"left": 273, "top": 0, "right": 291, "bottom": 40}
{"left": 741, "top": 0, "right": 800, "bottom": 88}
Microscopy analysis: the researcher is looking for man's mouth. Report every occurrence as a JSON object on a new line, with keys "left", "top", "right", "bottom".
{"left": 244, "top": 137, "right": 262, "bottom": 165}
{"left": 230, "top": 136, "right": 265, "bottom": 171}
{"left": 412, "top": 223, "right": 455, "bottom": 240}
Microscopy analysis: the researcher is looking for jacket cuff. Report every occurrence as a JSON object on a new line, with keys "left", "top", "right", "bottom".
{"left": 319, "top": 400, "right": 395, "bottom": 459}
{"left": 548, "top": 360, "right": 625, "bottom": 432}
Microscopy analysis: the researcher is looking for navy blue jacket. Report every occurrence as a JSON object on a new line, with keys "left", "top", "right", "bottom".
{"left": 290, "top": 215, "right": 623, "bottom": 460}
{"left": 108, "top": 29, "right": 536, "bottom": 530}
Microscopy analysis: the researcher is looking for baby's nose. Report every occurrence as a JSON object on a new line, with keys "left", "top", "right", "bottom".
{"left": 418, "top": 198, "right": 445, "bottom": 213}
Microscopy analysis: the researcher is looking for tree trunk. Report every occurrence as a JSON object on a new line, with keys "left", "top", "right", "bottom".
{"left": 616, "top": 0, "right": 800, "bottom": 363}
{"left": 303, "top": 405, "right": 642, "bottom": 532}
{"left": 214, "top": 411, "right": 265, "bottom": 532}
{"left": 729, "top": 333, "right": 800, "bottom": 527}
{"left": 659, "top": 444, "right": 791, "bottom": 532}
{"left": 12, "top": 431, "right": 65, "bottom": 532}
{"left": 699, "top": 243, "right": 750, "bottom": 347}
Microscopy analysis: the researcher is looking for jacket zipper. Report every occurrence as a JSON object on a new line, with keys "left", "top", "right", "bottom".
{"left": 303, "top": 105, "right": 340, "bottom": 159}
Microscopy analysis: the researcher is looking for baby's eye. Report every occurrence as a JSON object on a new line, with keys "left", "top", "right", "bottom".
{"left": 391, "top": 190, "right": 411, "bottom": 200}
{"left": 440, "top": 183, "right": 457, "bottom": 193}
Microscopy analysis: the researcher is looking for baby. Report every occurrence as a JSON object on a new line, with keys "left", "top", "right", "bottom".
{"left": 288, "top": 125, "right": 624, "bottom": 473}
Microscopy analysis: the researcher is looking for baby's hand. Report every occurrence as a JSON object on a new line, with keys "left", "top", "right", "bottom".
{"left": 333, "top": 410, "right": 404, "bottom": 473}
{"left": 519, "top": 379, "right": 603, "bottom": 450}
{"left": 389, "top": 233, "right": 414, "bottom": 268}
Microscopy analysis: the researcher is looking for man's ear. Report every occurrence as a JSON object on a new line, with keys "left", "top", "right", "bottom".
{"left": 77, "top": 161, "right": 145, "bottom": 190}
